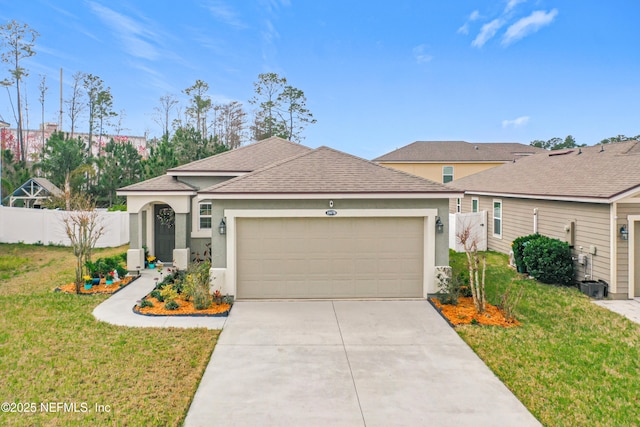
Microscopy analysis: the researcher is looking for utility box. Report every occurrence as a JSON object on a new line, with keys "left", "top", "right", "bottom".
{"left": 579, "top": 280, "right": 608, "bottom": 299}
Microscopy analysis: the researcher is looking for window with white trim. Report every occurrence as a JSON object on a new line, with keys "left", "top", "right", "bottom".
{"left": 472, "top": 198, "right": 479, "bottom": 213}
{"left": 493, "top": 200, "right": 502, "bottom": 238}
{"left": 456, "top": 198, "right": 461, "bottom": 213}
{"left": 442, "top": 166, "right": 454, "bottom": 183}
{"left": 199, "top": 202, "right": 212, "bottom": 229}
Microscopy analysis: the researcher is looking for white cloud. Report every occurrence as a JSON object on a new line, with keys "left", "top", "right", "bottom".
{"left": 87, "top": 1, "right": 159, "bottom": 60}
{"left": 412, "top": 45, "right": 433, "bottom": 64}
{"left": 457, "top": 10, "right": 481, "bottom": 35}
{"left": 505, "top": 0, "right": 526, "bottom": 13}
{"left": 472, "top": 18, "right": 504, "bottom": 48}
{"left": 502, "top": 116, "right": 530, "bottom": 128}
{"left": 203, "top": 0, "right": 246, "bottom": 29}
{"left": 502, "top": 9, "right": 558, "bottom": 45}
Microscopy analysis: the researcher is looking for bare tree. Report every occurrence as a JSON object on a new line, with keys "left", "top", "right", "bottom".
{"left": 457, "top": 222, "right": 487, "bottom": 313}
{"left": 153, "top": 94, "right": 179, "bottom": 137}
{"left": 213, "top": 101, "right": 246, "bottom": 149}
{"left": 0, "top": 20, "right": 39, "bottom": 162}
{"left": 38, "top": 74, "right": 47, "bottom": 161}
{"left": 63, "top": 196, "right": 105, "bottom": 293}
{"left": 65, "top": 71, "right": 85, "bottom": 139}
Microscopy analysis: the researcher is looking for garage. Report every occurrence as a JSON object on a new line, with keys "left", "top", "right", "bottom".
{"left": 236, "top": 217, "right": 425, "bottom": 299}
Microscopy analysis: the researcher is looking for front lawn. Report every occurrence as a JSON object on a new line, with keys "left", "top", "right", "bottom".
{"left": 450, "top": 251, "right": 640, "bottom": 427}
{"left": 0, "top": 243, "right": 219, "bottom": 426}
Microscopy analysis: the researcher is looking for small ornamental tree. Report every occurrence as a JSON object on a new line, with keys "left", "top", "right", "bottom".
{"left": 457, "top": 223, "right": 487, "bottom": 314}
{"left": 62, "top": 196, "right": 105, "bottom": 292}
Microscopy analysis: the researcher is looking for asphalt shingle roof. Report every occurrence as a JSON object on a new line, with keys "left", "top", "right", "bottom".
{"left": 200, "top": 146, "right": 459, "bottom": 195}
{"left": 168, "top": 136, "right": 312, "bottom": 173}
{"left": 118, "top": 174, "right": 197, "bottom": 192}
{"left": 373, "top": 141, "right": 543, "bottom": 162}
{"left": 449, "top": 141, "right": 640, "bottom": 200}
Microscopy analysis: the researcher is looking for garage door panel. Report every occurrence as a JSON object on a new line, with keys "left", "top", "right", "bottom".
{"left": 236, "top": 217, "right": 425, "bottom": 299}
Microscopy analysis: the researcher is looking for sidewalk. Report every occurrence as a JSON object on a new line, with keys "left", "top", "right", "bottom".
{"left": 593, "top": 298, "right": 640, "bottom": 325}
{"left": 92, "top": 266, "right": 227, "bottom": 329}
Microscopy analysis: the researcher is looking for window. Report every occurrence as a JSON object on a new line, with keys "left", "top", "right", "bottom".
{"left": 456, "top": 198, "right": 461, "bottom": 213}
{"left": 472, "top": 198, "right": 479, "bottom": 213}
{"left": 442, "top": 166, "right": 454, "bottom": 183}
{"left": 199, "top": 202, "right": 212, "bottom": 229}
{"left": 493, "top": 200, "right": 502, "bottom": 238}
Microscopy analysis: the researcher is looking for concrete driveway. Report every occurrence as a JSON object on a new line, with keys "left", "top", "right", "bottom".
{"left": 184, "top": 301, "right": 540, "bottom": 427}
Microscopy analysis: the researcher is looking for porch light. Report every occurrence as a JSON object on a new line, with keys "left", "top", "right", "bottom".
{"left": 620, "top": 225, "right": 628, "bottom": 241}
{"left": 435, "top": 217, "right": 444, "bottom": 234}
{"left": 218, "top": 218, "right": 226, "bottom": 235}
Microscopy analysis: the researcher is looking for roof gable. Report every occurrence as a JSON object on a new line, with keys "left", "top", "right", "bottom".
{"left": 374, "top": 141, "right": 543, "bottom": 162}
{"left": 200, "top": 146, "right": 460, "bottom": 196}
{"left": 168, "top": 136, "right": 312, "bottom": 174}
{"left": 450, "top": 141, "right": 640, "bottom": 201}
{"left": 118, "top": 174, "right": 197, "bottom": 193}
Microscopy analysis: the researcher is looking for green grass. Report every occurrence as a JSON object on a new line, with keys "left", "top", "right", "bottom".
{"left": 450, "top": 250, "right": 640, "bottom": 427}
{"left": 0, "top": 243, "right": 219, "bottom": 426}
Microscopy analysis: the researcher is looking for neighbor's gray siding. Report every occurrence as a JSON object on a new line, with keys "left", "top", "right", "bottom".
{"left": 211, "top": 198, "right": 451, "bottom": 270}
{"left": 462, "top": 195, "right": 612, "bottom": 288}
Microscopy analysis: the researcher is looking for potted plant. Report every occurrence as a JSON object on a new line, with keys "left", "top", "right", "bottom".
{"left": 147, "top": 255, "right": 157, "bottom": 269}
{"left": 85, "top": 260, "right": 101, "bottom": 285}
{"left": 105, "top": 272, "right": 115, "bottom": 285}
{"left": 83, "top": 275, "right": 93, "bottom": 290}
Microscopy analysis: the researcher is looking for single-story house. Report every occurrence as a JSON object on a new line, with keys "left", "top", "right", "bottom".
{"left": 117, "top": 137, "right": 462, "bottom": 299}
{"left": 449, "top": 141, "right": 640, "bottom": 300}
{"left": 373, "top": 140, "right": 543, "bottom": 184}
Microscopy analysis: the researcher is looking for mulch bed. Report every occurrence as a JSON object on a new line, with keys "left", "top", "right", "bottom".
{"left": 134, "top": 296, "right": 231, "bottom": 317}
{"left": 56, "top": 276, "right": 138, "bottom": 295}
{"left": 430, "top": 296, "right": 520, "bottom": 327}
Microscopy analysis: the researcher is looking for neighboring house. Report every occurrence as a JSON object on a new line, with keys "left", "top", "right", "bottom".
{"left": 6, "top": 177, "right": 64, "bottom": 208}
{"left": 373, "top": 140, "right": 543, "bottom": 184}
{"left": 449, "top": 141, "right": 640, "bottom": 300}
{"left": 117, "top": 137, "right": 462, "bottom": 299}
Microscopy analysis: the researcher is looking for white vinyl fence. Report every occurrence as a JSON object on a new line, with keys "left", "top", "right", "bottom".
{"left": 0, "top": 206, "right": 129, "bottom": 248}
{"left": 449, "top": 211, "right": 487, "bottom": 252}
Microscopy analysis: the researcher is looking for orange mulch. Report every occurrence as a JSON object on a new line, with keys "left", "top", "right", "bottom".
{"left": 430, "top": 296, "right": 520, "bottom": 327}
{"left": 135, "top": 296, "right": 231, "bottom": 316}
{"left": 57, "top": 276, "right": 136, "bottom": 294}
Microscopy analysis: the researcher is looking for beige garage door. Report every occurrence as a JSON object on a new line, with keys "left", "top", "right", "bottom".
{"left": 236, "top": 217, "right": 424, "bottom": 299}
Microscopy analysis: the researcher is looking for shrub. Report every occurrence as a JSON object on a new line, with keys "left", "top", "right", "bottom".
{"left": 150, "top": 290, "right": 163, "bottom": 302}
{"left": 165, "top": 300, "right": 179, "bottom": 310}
{"left": 512, "top": 233, "right": 543, "bottom": 273}
{"left": 116, "top": 266, "right": 128, "bottom": 279}
{"left": 160, "top": 286, "right": 178, "bottom": 303}
{"left": 193, "top": 287, "right": 211, "bottom": 310}
{"left": 139, "top": 299, "right": 154, "bottom": 308}
{"left": 523, "top": 235, "right": 574, "bottom": 286}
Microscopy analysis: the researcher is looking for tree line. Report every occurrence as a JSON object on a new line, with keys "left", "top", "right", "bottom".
{"left": 530, "top": 134, "right": 640, "bottom": 150}
{"left": 0, "top": 19, "right": 316, "bottom": 208}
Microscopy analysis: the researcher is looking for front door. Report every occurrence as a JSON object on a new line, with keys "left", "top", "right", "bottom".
{"left": 154, "top": 204, "right": 175, "bottom": 264}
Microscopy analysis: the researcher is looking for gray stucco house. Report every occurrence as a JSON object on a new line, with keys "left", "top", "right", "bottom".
{"left": 450, "top": 141, "right": 640, "bottom": 300}
{"left": 117, "top": 137, "right": 462, "bottom": 299}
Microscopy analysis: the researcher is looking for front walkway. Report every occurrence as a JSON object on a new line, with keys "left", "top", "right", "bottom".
{"left": 92, "top": 266, "right": 227, "bottom": 329}
{"left": 593, "top": 298, "right": 640, "bottom": 325}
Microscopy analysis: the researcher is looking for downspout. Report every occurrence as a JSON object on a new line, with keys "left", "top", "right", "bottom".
{"left": 533, "top": 208, "right": 538, "bottom": 234}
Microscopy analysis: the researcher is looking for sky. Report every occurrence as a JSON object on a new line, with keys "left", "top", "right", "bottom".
{"left": 0, "top": 0, "right": 639, "bottom": 159}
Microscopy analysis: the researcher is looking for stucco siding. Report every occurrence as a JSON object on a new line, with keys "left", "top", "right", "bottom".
{"left": 177, "top": 176, "right": 232, "bottom": 190}
{"left": 462, "top": 195, "right": 612, "bottom": 287}
{"left": 614, "top": 202, "right": 640, "bottom": 297}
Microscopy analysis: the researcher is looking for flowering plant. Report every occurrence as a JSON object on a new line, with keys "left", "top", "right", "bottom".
{"left": 83, "top": 275, "right": 92, "bottom": 284}
{"left": 147, "top": 256, "right": 156, "bottom": 263}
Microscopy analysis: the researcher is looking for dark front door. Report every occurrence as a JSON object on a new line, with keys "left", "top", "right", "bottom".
{"left": 154, "top": 204, "right": 175, "bottom": 264}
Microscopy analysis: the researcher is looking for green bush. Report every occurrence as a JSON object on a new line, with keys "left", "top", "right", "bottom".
{"left": 512, "top": 233, "right": 543, "bottom": 273}
{"left": 523, "top": 235, "right": 574, "bottom": 286}
{"left": 150, "top": 290, "right": 164, "bottom": 302}
{"left": 139, "top": 299, "right": 153, "bottom": 308}
{"left": 165, "top": 300, "right": 179, "bottom": 310}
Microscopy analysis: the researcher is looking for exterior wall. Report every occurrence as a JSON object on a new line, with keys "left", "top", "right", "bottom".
{"left": 208, "top": 198, "right": 451, "bottom": 271}
{"left": 378, "top": 162, "right": 504, "bottom": 183}
{"left": 460, "top": 196, "right": 613, "bottom": 291}
{"left": 615, "top": 202, "right": 640, "bottom": 298}
{"left": 0, "top": 206, "right": 129, "bottom": 247}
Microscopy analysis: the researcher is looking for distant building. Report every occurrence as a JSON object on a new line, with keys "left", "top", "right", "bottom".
{"left": 0, "top": 123, "right": 148, "bottom": 161}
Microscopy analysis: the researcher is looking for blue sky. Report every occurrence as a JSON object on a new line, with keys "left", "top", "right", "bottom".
{"left": 1, "top": 0, "right": 639, "bottom": 158}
